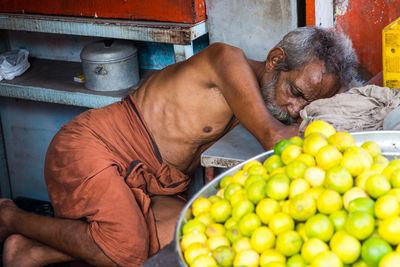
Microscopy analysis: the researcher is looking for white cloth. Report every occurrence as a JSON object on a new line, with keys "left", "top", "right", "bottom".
{"left": 0, "top": 49, "right": 30, "bottom": 81}
{"left": 299, "top": 85, "right": 400, "bottom": 134}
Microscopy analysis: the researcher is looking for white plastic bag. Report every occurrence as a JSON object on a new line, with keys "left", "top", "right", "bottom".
{"left": 0, "top": 49, "right": 30, "bottom": 81}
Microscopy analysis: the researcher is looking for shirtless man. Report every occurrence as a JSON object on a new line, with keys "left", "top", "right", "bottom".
{"left": 0, "top": 26, "right": 357, "bottom": 266}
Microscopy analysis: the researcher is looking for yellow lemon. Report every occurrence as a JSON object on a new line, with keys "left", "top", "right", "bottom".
{"left": 286, "top": 254, "right": 307, "bottom": 267}
{"left": 181, "top": 231, "right": 208, "bottom": 251}
{"left": 256, "top": 198, "right": 281, "bottom": 224}
{"left": 375, "top": 195, "right": 400, "bottom": 219}
{"left": 361, "top": 141, "right": 382, "bottom": 158}
{"left": 302, "top": 133, "right": 328, "bottom": 156}
{"left": 286, "top": 160, "right": 308, "bottom": 179}
{"left": 365, "top": 174, "right": 391, "bottom": 199}
{"left": 230, "top": 189, "right": 248, "bottom": 206}
{"left": 288, "top": 193, "right": 316, "bottom": 221}
{"left": 305, "top": 214, "right": 334, "bottom": 242}
{"left": 316, "top": 145, "right": 343, "bottom": 170}
{"left": 210, "top": 199, "right": 232, "bottom": 223}
{"left": 276, "top": 230, "right": 303, "bottom": 257}
{"left": 274, "top": 139, "right": 293, "bottom": 156}
{"left": 342, "top": 187, "right": 368, "bottom": 209}
{"left": 246, "top": 180, "right": 267, "bottom": 204}
{"left": 233, "top": 249, "right": 260, "bottom": 267}
{"left": 290, "top": 136, "right": 304, "bottom": 147}
{"left": 250, "top": 226, "right": 275, "bottom": 253}
{"left": 263, "top": 155, "right": 284, "bottom": 174}
{"left": 269, "top": 167, "right": 286, "bottom": 176}
{"left": 182, "top": 219, "right": 206, "bottom": 235}
{"left": 304, "top": 166, "right": 325, "bottom": 187}
{"left": 345, "top": 211, "right": 375, "bottom": 241}
{"left": 266, "top": 173, "right": 290, "bottom": 201}
{"left": 184, "top": 242, "right": 210, "bottom": 265}
{"left": 232, "top": 236, "right": 252, "bottom": 253}
{"left": 317, "top": 189, "right": 343, "bottom": 214}
{"left": 307, "top": 186, "right": 325, "bottom": 200}
{"left": 224, "top": 183, "right": 243, "bottom": 201}
{"left": 328, "top": 131, "right": 356, "bottom": 152}
{"left": 238, "top": 213, "right": 261, "bottom": 237}
{"left": 330, "top": 230, "right": 361, "bottom": 264}
{"left": 289, "top": 179, "right": 310, "bottom": 198}
{"left": 192, "top": 197, "right": 212, "bottom": 217}
{"left": 231, "top": 170, "right": 249, "bottom": 186}
{"left": 311, "top": 251, "right": 343, "bottom": 267}
{"left": 207, "top": 235, "right": 230, "bottom": 251}
{"left": 375, "top": 154, "right": 390, "bottom": 165}
{"left": 347, "top": 197, "right": 375, "bottom": 216}
{"left": 325, "top": 165, "right": 353, "bottom": 194}
{"left": 280, "top": 199, "right": 290, "bottom": 214}
{"left": 382, "top": 165, "right": 400, "bottom": 179}
{"left": 296, "top": 153, "right": 316, "bottom": 167}
{"left": 378, "top": 216, "right": 400, "bottom": 245}
{"left": 268, "top": 212, "right": 295, "bottom": 235}
{"left": 281, "top": 144, "right": 303, "bottom": 165}
{"left": 205, "top": 223, "right": 226, "bottom": 237}
{"left": 389, "top": 159, "right": 400, "bottom": 168}
{"left": 341, "top": 147, "right": 373, "bottom": 177}
{"left": 243, "top": 160, "right": 263, "bottom": 172}
{"left": 329, "top": 209, "right": 347, "bottom": 231}
{"left": 304, "top": 120, "right": 336, "bottom": 138}
{"left": 247, "top": 164, "right": 268, "bottom": 176}
{"left": 220, "top": 175, "right": 233, "bottom": 188}
{"left": 356, "top": 169, "right": 378, "bottom": 189}
{"left": 191, "top": 254, "right": 217, "bottom": 267}
{"left": 208, "top": 195, "right": 222, "bottom": 204}
{"left": 212, "top": 245, "right": 235, "bottom": 267}
{"left": 378, "top": 252, "right": 400, "bottom": 267}
{"left": 196, "top": 212, "right": 215, "bottom": 226}
{"left": 296, "top": 222, "right": 308, "bottom": 241}
{"left": 232, "top": 199, "right": 255, "bottom": 220}
{"left": 301, "top": 237, "right": 329, "bottom": 263}
{"left": 259, "top": 249, "right": 286, "bottom": 266}
{"left": 387, "top": 188, "right": 400, "bottom": 202}
{"left": 390, "top": 169, "right": 400, "bottom": 188}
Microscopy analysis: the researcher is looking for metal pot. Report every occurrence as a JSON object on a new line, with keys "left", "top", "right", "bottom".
{"left": 174, "top": 131, "right": 400, "bottom": 266}
{"left": 80, "top": 39, "right": 139, "bottom": 92}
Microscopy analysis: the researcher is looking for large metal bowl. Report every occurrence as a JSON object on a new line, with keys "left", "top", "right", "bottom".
{"left": 174, "top": 131, "right": 400, "bottom": 266}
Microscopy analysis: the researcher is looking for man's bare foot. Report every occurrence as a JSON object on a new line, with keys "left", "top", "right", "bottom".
{"left": 0, "top": 199, "right": 17, "bottom": 242}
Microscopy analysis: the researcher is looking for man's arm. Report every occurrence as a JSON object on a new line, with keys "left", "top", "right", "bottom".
{"left": 202, "top": 43, "right": 299, "bottom": 149}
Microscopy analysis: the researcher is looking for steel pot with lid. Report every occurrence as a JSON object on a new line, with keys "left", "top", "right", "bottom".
{"left": 80, "top": 39, "right": 139, "bottom": 92}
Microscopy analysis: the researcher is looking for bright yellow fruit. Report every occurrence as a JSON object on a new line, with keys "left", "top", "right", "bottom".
{"left": 375, "top": 195, "right": 400, "bottom": 219}
{"left": 328, "top": 131, "right": 356, "bottom": 152}
{"left": 304, "top": 166, "right": 325, "bottom": 187}
{"left": 250, "top": 226, "right": 275, "bottom": 253}
{"left": 316, "top": 145, "right": 343, "bottom": 170}
{"left": 268, "top": 212, "right": 295, "bottom": 235}
{"left": 356, "top": 169, "right": 378, "bottom": 189}
{"left": 304, "top": 120, "right": 336, "bottom": 138}
{"left": 256, "top": 198, "right": 281, "bottom": 224}
{"left": 281, "top": 144, "right": 302, "bottom": 165}
{"left": 184, "top": 242, "right": 210, "bottom": 265}
{"left": 303, "top": 133, "right": 328, "bottom": 156}
{"left": 205, "top": 223, "right": 226, "bottom": 237}
{"left": 317, "top": 189, "right": 343, "bottom": 214}
{"left": 341, "top": 147, "right": 373, "bottom": 177}
{"left": 231, "top": 170, "right": 249, "bottom": 186}
{"left": 311, "top": 251, "right": 343, "bottom": 267}
{"left": 286, "top": 160, "right": 308, "bottom": 179}
{"left": 192, "top": 197, "right": 212, "bottom": 217}
{"left": 232, "top": 237, "right": 252, "bottom": 252}
{"left": 379, "top": 252, "right": 400, "bottom": 267}
{"left": 342, "top": 187, "right": 368, "bottom": 209}
{"left": 207, "top": 235, "right": 230, "bottom": 251}
{"left": 378, "top": 216, "right": 400, "bottom": 245}
{"left": 361, "top": 141, "right": 382, "bottom": 158}
{"left": 289, "top": 179, "right": 310, "bottom": 199}
{"left": 365, "top": 174, "right": 391, "bottom": 199}
{"left": 276, "top": 230, "right": 303, "bottom": 257}
{"left": 181, "top": 231, "right": 207, "bottom": 251}
{"left": 296, "top": 153, "right": 316, "bottom": 167}
{"left": 301, "top": 237, "right": 329, "bottom": 263}
{"left": 259, "top": 249, "right": 286, "bottom": 266}
{"left": 191, "top": 254, "right": 217, "bottom": 267}
{"left": 330, "top": 230, "right": 361, "bottom": 264}
{"left": 243, "top": 160, "right": 263, "bottom": 172}
{"left": 234, "top": 249, "right": 260, "bottom": 267}
{"left": 288, "top": 193, "right": 317, "bottom": 221}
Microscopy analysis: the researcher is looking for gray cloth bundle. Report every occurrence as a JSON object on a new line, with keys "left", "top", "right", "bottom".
{"left": 299, "top": 85, "right": 400, "bottom": 135}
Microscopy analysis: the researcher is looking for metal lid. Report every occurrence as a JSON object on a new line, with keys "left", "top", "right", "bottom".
{"left": 80, "top": 39, "right": 137, "bottom": 63}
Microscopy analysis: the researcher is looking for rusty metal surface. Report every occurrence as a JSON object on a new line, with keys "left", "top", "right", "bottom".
{"left": 0, "top": 13, "right": 208, "bottom": 45}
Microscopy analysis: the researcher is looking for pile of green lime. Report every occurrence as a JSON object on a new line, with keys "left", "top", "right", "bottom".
{"left": 180, "top": 120, "right": 400, "bottom": 267}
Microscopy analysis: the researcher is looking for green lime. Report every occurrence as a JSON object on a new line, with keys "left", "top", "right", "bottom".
{"left": 212, "top": 245, "right": 235, "bottom": 267}
{"left": 325, "top": 165, "right": 353, "bottom": 194}
{"left": 345, "top": 211, "right": 375, "bottom": 240}
{"left": 347, "top": 197, "right": 375, "bottom": 216}
{"left": 263, "top": 155, "right": 284, "bottom": 174}
{"left": 274, "top": 139, "right": 293, "bottom": 155}
{"left": 329, "top": 210, "right": 347, "bottom": 231}
{"left": 361, "top": 237, "right": 393, "bottom": 267}
{"left": 232, "top": 199, "right": 255, "bottom": 220}
{"left": 247, "top": 180, "right": 267, "bottom": 204}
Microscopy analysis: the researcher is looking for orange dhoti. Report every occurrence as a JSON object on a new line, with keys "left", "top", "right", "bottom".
{"left": 44, "top": 95, "right": 190, "bottom": 266}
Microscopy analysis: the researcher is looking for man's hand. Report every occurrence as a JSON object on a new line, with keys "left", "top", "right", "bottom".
{"left": 263, "top": 124, "right": 300, "bottom": 150}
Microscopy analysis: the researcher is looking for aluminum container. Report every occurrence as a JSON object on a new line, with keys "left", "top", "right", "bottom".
{"left": 174, "top": 131, "right": 400, "bottom": 266}
{"left": 80, "top": 40, "right": 139, "bottom": 92}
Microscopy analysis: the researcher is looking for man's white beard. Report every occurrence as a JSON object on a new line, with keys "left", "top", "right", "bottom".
{"left": 261, "top": 72, "right": 297, "bottom": 125}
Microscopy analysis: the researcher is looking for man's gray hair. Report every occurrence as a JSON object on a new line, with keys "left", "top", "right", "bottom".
{"left": 275, "top": 26, "right": 358, "bottom": 87}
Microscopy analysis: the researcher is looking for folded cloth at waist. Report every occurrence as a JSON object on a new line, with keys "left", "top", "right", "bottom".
{"left": 44, "top": 95, "right": 190, "bottom": 266}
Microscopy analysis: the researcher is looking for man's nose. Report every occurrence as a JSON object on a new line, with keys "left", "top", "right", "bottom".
{"left": 288, "top": 102, "right": 305, "bottom": 118}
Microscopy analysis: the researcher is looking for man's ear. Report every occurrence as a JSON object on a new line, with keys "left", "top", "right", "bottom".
{"left": 265, "top": 47, "right": 285, "bottom": 72}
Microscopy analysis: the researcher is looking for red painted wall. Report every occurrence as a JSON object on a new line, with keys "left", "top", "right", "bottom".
{"left": 0, "top": 0, "right": 206, "bottom": 23}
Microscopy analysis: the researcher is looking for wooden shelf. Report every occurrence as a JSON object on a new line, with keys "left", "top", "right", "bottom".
{"left": 0, "top": 58, "right": 156, "bottom": 108}
{"left": 0, "top": 13, "right": 207, "bottom": 45}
